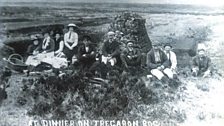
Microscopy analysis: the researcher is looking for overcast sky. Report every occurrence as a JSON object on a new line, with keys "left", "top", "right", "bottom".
{"left": 1, "top": 0, "right": 224, "bottom": 6}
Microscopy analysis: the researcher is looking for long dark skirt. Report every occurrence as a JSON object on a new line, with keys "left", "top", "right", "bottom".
{"left": 63, "top": 46, "right": 77, "bottom": 62}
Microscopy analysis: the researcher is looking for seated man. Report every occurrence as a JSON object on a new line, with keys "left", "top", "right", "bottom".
{"left": 101, "top": 31, "right": 120, "bottom": 66}
{"left": 120, "top": 41, "right": 145, "bottom": 73}
{"left": 146, "top": 43, "right": 169, "bottom": 82}
{"left": 78, "top": 35, "right": 96, "bottom": 71}
{"left": 192, "top": 49, "right": 212, "bottom": 77}
{"left": 163, "top": 43, "right": 178, "bottom": 79}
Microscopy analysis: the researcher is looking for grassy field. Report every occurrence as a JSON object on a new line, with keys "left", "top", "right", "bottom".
{"left": 0, "top": 3, "right": 224, "bottom": 126}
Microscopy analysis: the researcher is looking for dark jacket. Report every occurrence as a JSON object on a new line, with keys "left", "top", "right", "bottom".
{"left": 36, "top": 37, "right": 55, "bottom": 53}
{"left": 102, "top": 40, "right": 120, "bottom": 57}
{"left": 146, "top": 49, "right": 169, "bottom": 69}
{"left": 78, "top": 43, "right": 96, "bottom": 59}
{"left": 192, "top": 55, "right": 212, "bottom": 72}
{"left": 121, "top": 48, "right": 142, "bottom": 65}
{"left": 54, "top": 37, "right": 63, "bottom": 51}
{"left": 26, "top": 44, "right": 39, "bottom": 55}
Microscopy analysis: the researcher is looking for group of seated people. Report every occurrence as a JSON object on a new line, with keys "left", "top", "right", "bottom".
{"left": 147, "top": 42, "right": 212, "bottom": 82}
{"left": 25, "top": 23, "right": 213, "bottom": 81}
{"left": 26, "top": 23, "right": 79, "bottom": 68}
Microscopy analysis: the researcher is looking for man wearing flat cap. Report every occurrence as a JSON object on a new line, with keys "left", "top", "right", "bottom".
{"left": 120, "top": 41, "right": 145, "bottom": 73}
{"left": 63, "top": 23, "right": 78, "bottom": 63}
{"left": 146, "top": 42, "right": 169, "bottom": 82}
{"left": 101, "top": 31, "right": 120, "bottom": 66}
{"left": 192, "top": 48, "right": 212, "bottom": 77}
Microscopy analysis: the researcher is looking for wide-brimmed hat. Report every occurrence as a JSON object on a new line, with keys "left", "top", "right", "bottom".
{"left": 127, "top": 39, "right": 135, "bottom": 43}
{"left": 42, "top": 29, "right": 50, "bottom": 35}
{"left": 127, "top": 42, "right": 134, "bottom": 46}
{"left": 53, "top": 29, "right": 63, "bottom": 35}
{"left": 152, "top": 42, "right": 161, "bottom": 46}
{"left": 164, "top": 43, "right": 172, "bottom": 48}
{"left": 107, "top": 31, "right": 115, "bottom": 36}
{"left": 67, "top": 23, "right": 77, "bottom": 28}
{"left": 31, "top": 36, "right": 38, "bottom": 41}
{"left": 198, "top": 48, "right": 205, "bottom": 52}
{"left": 82, "top": 35, "right": 92, "bottom": 41}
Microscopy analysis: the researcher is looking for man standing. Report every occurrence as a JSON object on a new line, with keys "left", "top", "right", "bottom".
{"left": 63, "top": 23, "right": 78, "bottom": 63}
{"left": 146, "top": 43, "right": 169, "bottom": 81}
{"left": 192, "top": 49, "right": 212, "bottom": 77}
{"left": 101, "top": 31, "right": 120, "bottom": 66}
{"left": 163, "top": 43, "right": 177, "bottom": 79}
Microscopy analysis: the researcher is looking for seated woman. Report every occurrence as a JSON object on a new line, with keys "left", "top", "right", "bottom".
{"left": 37, "top": 30, "right": 55, "bottom": 53}
{"left": 26, "top": 36, "right": 40, "bottom": 57}
{"left": 54, "top": 32, "right": 65, "bottom": 57}
{"left": 63, "top": 23, "right": 79, "bottom": 63}
{"left": 78, "top": 35, "right": 96, "bottom": 72}
{"left": 26, "top": 31, "right": 58, "bottom": 67}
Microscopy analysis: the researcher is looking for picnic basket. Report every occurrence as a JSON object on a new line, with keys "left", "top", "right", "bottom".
{"left": 5, "top": 54, "right": 28, "bottom": 72}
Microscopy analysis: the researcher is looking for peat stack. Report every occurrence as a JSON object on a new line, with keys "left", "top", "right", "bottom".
{"left": 109, "top": 12, "right": 152, "bottom": 53}
{"left": 1, "top": 11, "right": 151, "bottom": 56}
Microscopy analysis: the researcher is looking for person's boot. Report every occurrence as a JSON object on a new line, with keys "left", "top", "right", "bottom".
{"left": 192, "top": 71, "right": 198, "bottom": 77}
{"left": 173, "top": 74, "right": 178, "bottom": 79}
{"left": 161, "top": 76, "right": 169, "bottom": 84}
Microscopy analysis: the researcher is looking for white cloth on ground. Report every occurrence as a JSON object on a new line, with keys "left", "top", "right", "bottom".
{"left": 101, "top": 55, "right": 117, "bottom": 66}
{"left": 25, "top": 52, "right": 68, "bottom": 68}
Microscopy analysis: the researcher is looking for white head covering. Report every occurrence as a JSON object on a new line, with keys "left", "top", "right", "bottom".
{"left": 127, "top": 42, "right": 133, "bottom": 46}
{"left": 67, "top": 23, "right": 77, "bottom": 28}
{"left": 107, "top": 31, "right": 115, "bottom": 36}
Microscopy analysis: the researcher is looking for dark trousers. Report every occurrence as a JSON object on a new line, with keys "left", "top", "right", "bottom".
{"left": 63, "top": 46, "right": 77, "bottom": 62}
{"left": 79, "top": 57, "right": 95, "bottom": 72}
{"left": 120, "top": 54, "right": 146, "bottom": 67}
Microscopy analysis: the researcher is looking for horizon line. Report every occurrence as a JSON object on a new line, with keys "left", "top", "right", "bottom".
{"left": 0, "top": 1, "right": 217, "bottom": 7}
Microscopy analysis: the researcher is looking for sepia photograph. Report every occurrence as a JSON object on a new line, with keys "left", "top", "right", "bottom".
{"left": 0, "top": 0, "right": 224, "bottom": 126}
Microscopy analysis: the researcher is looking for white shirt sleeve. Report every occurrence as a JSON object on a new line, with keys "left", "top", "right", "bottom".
{"left": 71, "top": 32, "right": 78, "bottom": 48}
{"left": 170, "top": 51, "right": 177, "bottom": 69}
{"left": 64, "top": 33, "right": 68, "bottom": 44}
{"left": 64, "top": 32, "right": 78, "bottom": 47}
